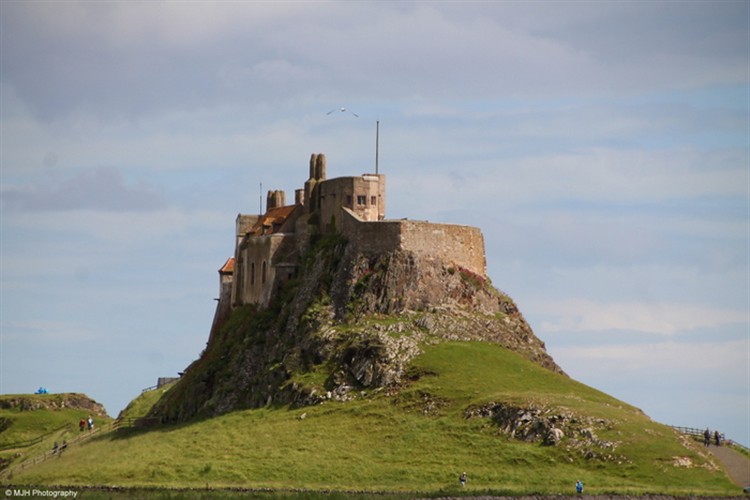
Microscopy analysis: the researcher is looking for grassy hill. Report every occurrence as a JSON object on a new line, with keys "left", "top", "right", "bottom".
{"left": 117, "top": 383, "right": 176, "bottom": 421}
{"left": 2, "top": 342, "right": 739, "bottom": 496}
{"left": 0, "top": 393, "right": 111, "bottom": 472}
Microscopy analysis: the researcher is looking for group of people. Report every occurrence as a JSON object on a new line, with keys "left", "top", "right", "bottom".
{"left": 78, "top": 416, "right": 95, "bottom": 432}
{"left": 51, "top": 440, "right": 67, "bottom": 454}
{"left": 703, "top": 428, "right": 723, "bottom": 447}
{"left": 49, "top": 416, "right": 96, "bottom": 455}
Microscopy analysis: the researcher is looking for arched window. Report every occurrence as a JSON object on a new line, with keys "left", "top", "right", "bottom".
{"left": 262, "top": 261, "right": 267, "bottom": 284}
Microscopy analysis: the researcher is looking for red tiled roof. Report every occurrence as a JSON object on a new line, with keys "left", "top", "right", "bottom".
{"left": 219, "top": 257, "right": 235, "bottom": 274}
{"left": 250, "top": 205, "right": 297, "bottom": 235}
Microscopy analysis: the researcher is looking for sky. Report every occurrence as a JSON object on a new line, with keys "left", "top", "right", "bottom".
{"left": 1, "top": 1, "right": 748, "bottom": 446}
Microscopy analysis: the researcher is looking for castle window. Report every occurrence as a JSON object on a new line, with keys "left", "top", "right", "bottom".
{"left": 262, "top": 261, "right": 267, "bottom": 284}
{"left": 250, "top": 262, "right": 255, "bottom": 285}
{"left": 371, "top": 195, "right": 377, "bottom": 205}
{"left": 357, "top": 195, "right": 366, "bottom": 205}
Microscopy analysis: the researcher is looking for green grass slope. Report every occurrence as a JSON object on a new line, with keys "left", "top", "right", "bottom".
{"left": 117, "top": 383, "right": 178, "bottom": 421}
{"left": 5, "top": 343, "right": 738, "bottom": 496}
{"left": 0, "top": 394, "right": 111, "bottom": 472}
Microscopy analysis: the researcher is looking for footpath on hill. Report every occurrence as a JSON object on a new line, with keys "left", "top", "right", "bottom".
{"left": 707, "top": 445, "right": 750, "bottom": 488}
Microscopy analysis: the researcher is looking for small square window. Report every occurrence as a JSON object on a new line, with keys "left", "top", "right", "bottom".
{"left": 357, "top": 195, "right": 366, "bottom": 205}
{"left": 371, "top": 196, "right": 377, "bottom": 205}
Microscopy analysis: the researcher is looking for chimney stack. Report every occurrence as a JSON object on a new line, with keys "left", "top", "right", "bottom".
{"left": 266, "top": 190, "right": 285, "bottom": 211}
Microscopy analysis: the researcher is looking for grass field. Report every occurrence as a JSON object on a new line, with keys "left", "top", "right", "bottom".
{"left": 0, "top": 394, "right": 112, "bottom": 474}
{"left": 3, "top": 342, "right": 739, "bottom": 496}
{"left": 118, "top": 384, "right": 177, "bottom": 421}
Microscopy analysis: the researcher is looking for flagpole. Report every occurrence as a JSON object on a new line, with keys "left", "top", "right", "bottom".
{"left": 375, "top": 120, "right": 380, "bottom": 175}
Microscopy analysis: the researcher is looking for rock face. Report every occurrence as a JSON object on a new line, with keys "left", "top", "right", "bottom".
{"left": 0, "top": 393, "right": 108, "bottom": 417}
{"left": 464, "top": 401, "right": 629, "bottom": 463}
{"left": 151, "top": 236, "right": 564, "bottom": 422}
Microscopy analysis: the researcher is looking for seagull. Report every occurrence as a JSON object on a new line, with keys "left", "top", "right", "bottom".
{"left": 327, "top": 107, "right": 359, "bottom": 117}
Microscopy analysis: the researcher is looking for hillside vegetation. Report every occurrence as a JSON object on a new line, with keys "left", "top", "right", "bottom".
{"left": 0, "top": 393, "right": 110, "bottom": 472}
{"left": 117, "top": 383, "right": 177, "bottom": 421}
{"left": 4, "top": 342, "right": 737, "bottom": 496}
{"left": 149, "top": 235, "right": 562, "bottom": 423}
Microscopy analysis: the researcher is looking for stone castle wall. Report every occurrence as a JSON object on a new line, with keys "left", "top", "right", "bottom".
{"left": 340, "top": 208, "right": 401, "bottom": 253}
{"left": 233, "top": 233, "right": 297, "bottom": 306}
{"left": 398, "top": 219, "right": 486, "bottom": 277}
{"left": 340, "top": 208, "right": 486, "bottom": 277}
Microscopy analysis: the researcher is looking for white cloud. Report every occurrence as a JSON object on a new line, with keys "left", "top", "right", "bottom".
{"left": 552, "top": 338, "right": 748, "bottom": 376}
{"left": 533, "top": 298, "right": 748, "bottom": 336}
{"left": 1, "top": 166, "right": 167, "bottom": 212}
{"left": 7, "top": 204, "right": 224, "bottom": 244}
{"left": 2, "top": 319, "right": 97, "bottom": 343}
{"left": 491, "top": 148, "right": 747, "bottom": 205}
{"left": 2, "top": 2, "right": 746, "bottom": 122}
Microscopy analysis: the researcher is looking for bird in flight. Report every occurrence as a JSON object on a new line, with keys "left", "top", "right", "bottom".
{"left": 327, "top": 107, "right": 359, "bottom": 117}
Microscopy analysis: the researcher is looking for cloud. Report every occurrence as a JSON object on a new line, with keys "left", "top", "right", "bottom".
{"left": 398, "top": 144, "right": 747, "bottom": 204}
{"left": 1, "top": 208, "right": 228, "bottom": 280}
{"left": 533, "top": 298, "right": 748, "bottom": 336}
{"left": 1, "top": 166, "right": 166, "bottom": 212}
{"left": 561, "top": 336, "right": 746, "bottom": 370}
{"left": 549, "top": 337, "right": 749, "bottom": 394}
{"left": 1, "top": 319, "right": 96, "bottom": 343}
{"left": 1, "top": 2, "right": 746, "bottom": 122}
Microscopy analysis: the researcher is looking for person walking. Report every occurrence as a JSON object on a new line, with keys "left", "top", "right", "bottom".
{"left": 704, "top": 428, "right": 711, "bottom": 447}
{"left": 576, "top": 480, "right": 584, "bottom": 494}
{"left": 459, "top": 472, "right": 467, "bottom": 487}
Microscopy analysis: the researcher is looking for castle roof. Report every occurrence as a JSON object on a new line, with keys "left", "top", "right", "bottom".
{"left": 250, "top": 205, "right": 298, "bottom": 235}
{"left": 219, "top": 257, "right": 235, "bottom": 275}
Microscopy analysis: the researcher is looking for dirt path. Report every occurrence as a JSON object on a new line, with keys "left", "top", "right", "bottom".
{"left": 707, "top": 445, "right": 750, "bottom": 488}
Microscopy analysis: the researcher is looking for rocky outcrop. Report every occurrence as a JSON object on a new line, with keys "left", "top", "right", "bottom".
{"left": 464, "top": 401, "right": 629, "bottom": 463}
{"left": 150, "top": 235, "right": 564, "bottom": 422}
{"left": 0, "top": 393, "right": 108, "bottom": 417}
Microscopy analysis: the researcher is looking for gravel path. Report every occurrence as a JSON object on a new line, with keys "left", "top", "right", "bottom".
{"left": 707, "top": 445, "right": 750, "bottom": 488}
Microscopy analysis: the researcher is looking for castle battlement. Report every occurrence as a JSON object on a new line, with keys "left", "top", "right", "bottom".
{"left": 218, "top": 153, "right": 487, "bottom": 310}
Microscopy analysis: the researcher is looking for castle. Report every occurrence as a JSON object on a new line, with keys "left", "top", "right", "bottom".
{"left": 214, "top": 153, "right": 487, "bottom": 318}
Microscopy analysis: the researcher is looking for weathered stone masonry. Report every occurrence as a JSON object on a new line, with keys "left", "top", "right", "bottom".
{"left": 217, "top": 153, "right": 488, "bottom": 311}
{"left": 339, "top": 208, "right": 486, "bottom": 277}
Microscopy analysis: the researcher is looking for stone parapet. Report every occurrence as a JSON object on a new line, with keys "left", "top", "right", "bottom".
{"left": 340, "top": 208, "right": 486, "bottom": 277}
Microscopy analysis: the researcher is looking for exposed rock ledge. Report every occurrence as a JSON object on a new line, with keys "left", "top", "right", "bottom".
{"left": 464, "top": 401, "right": 629, "bottom": 463}
{"left": 0, "top": 393, "right": 108, "bottom": 417}
{"left": 151, "top": 238, "right": 564, "bottom": 422}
